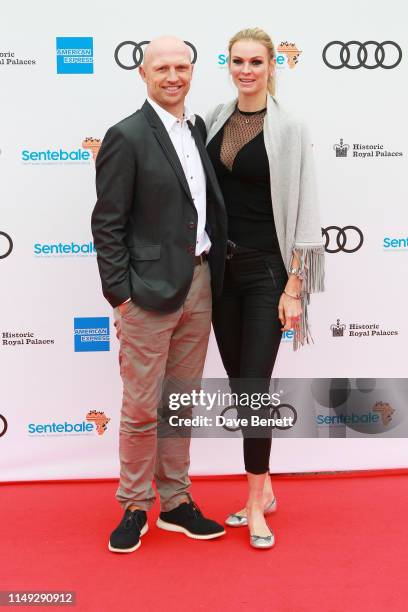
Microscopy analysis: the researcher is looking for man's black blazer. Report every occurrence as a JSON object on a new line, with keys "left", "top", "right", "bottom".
{"left": 91, "top": 100, "right": 227, "bottom": 311}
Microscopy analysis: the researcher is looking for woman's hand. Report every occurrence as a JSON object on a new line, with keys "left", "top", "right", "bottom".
{"left": 278, "top": 276, "right": 302, "bottom": 332}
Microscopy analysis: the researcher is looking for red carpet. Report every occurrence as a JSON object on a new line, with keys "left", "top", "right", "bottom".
{"left": 1, "top": 473, "right": 408, "bottom": 611}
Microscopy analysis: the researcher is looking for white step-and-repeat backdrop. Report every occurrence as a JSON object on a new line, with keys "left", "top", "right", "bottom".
{"left": 1, "top": 0, "right": 407, "bottom": 480}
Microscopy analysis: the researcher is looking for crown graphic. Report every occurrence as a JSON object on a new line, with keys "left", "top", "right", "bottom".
{"left": 333, "top": 138, "right": 350, "bottom": 157}
{"left": 82, "top": 137, "right": 101, "bottom": 162}
{"left": 86, "top": 410, "right": 111, "bottom": 436}
{"left": 372, "top": 401, "right": 395, "bottom": 426}
{"left": 330, "top": 319, "right": 346, "bottom": 337}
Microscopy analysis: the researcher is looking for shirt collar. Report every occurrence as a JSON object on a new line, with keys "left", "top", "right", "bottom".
{"left": 147, "top": 97, "right": 196, "bottom": 132}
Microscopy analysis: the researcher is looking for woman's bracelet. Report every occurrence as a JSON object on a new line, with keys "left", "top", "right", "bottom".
{"left": 284, "top": 290, "right": 301, "bottom": 300}
{"left": 288, "top": 266, "right": 304, "bottom": 280}
{"left": 288, "top": 266, "right": 300, "bottom": 276}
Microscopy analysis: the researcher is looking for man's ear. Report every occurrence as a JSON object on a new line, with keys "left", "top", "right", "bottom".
{"left": 139, "top": 65, "right": 147, "bottom": 82}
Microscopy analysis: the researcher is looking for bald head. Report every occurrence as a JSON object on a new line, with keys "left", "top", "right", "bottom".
{"left": 143, "top": 36, "right": 191, "bottom": 67}
{"left": 139, "top": 35, "right": 194, "bottom": 118}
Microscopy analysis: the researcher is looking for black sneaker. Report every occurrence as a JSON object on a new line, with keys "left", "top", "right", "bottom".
{"left": 108, "top": 509, "right": 148, "bottom": 553}
{"left": 156, "top": 501, "right": 226, "bottom": 540}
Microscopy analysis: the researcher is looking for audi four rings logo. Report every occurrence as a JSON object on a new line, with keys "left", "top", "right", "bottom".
{"left": 322, "top": 41, "right": 402, "bottom": 69}
{"left": 114, "top": 40, "right": 198, "bottom": 70}
{"left": 219, "top": 404, "right": 297, "bottom": 432}
{"left": 322, "top": 226, "right": 364, "bottom": 253}
{"left": 0, "top": 231, "right": 13, "bottom": 259}
{"left": 0, "top": 415, "right": 8, "bottom": 438}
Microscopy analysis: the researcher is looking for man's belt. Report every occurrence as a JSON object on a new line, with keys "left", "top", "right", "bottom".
{"left": 195, "top": 252, "right": 208, "bottom": 265}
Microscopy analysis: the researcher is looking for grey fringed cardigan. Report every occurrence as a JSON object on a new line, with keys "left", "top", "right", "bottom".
{"left": 205, "top": 95, "right": 325, "bottom": 350}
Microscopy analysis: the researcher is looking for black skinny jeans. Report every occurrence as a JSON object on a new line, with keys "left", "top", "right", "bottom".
{"left": 212, "top": 249, "right": 287, "bottom": 474}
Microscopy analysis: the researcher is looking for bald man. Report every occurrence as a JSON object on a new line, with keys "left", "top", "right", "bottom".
{"left": 92, "top": 36, "right": 227, "bottom": 552}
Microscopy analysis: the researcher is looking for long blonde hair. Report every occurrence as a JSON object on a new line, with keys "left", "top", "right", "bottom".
{"left": 228, "top": 27, "right": 276, "bottom": 96}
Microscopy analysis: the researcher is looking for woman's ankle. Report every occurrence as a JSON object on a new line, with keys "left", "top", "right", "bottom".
{"left": 263, "top": 492, "right": 274, "bottom": 505}
{"left": 246, "top": 501, "right": 264, "bottom": 514}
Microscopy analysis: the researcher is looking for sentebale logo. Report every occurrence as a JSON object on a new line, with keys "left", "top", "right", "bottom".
{"left": 21, "top": 149, "right": 91, "bottom": 163}
{"left": 383, "top": 237, "right": 408, "bottom": 250}
{"left": 372, "top": 401, "right": 395, "bottom": 425}
{"left": 82, "top": 137, "right": 101, "bottom": 161}
{"left": 28, "top": 411, "right": 110, "bottom": 436}
{"left": 86, "top": 410, "right": 111, "bottom": 435}
{"left": 34, "top": 242, "right": 96, "bottom": 256}
{"left": 217, "top": 41, "right": 302, "bottom": 70}
{"left": 276, "top": 42, "right": 302, "bottom": 68}
{"left": 316, "top": 412, "right": 381, "bottom": 425}
{"left": 21, "top": 137, "right": 101, "bottom": 165}
{"left": 281, "top": 330, "right": 295, "bottom": 342}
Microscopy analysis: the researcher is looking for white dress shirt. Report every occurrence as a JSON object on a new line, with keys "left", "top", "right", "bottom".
{"left": 147, "top": 97, "right": 211, "bottom": 256}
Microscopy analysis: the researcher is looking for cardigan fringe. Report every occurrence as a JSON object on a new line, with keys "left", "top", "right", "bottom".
{"left": 292, "top": 245, "right": 325, "bottom": 351}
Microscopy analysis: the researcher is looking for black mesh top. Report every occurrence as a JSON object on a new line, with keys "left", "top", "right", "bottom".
{"left": 207, "top": 106, "right": 279, "bottom": 253}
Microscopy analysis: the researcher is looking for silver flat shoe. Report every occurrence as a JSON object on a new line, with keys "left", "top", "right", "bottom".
{"left": 225, "top": 497, "right": 277, "bottom": 527}
{"left": 250, "top": 530, "right": 275, "bottom": 549}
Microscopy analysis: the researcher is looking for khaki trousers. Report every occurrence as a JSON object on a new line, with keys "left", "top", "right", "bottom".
{"left": 113, "top": 262, "right": 211, "bottom": 512}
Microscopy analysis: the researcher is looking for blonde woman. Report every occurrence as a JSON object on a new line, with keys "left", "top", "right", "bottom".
{"left": 206, "top": 28, "right": 324, "bottom": 548}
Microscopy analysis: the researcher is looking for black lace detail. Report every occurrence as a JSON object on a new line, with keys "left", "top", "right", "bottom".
{"left": 220, "top": 107, "right": 267, "bottom": 171}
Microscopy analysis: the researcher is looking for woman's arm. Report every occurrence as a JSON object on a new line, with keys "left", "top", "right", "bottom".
{"left": 279, "top": 122, "right": 325, "bottom": 342}
{"left": 278, "top": 252, "right": 302, "bottom": 332}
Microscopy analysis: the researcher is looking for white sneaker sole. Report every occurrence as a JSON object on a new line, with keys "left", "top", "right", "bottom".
{"left": 156, "top": 518, "right": 226, "bottom": 540}
{"left": 108, "top": 522, "right": 149, "bottom": 553}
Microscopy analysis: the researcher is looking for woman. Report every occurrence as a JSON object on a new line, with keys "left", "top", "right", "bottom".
{"left": 206, "top": 28, "right": 324, "bottom": 548}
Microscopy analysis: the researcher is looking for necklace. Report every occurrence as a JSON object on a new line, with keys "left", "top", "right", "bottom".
{"left": 236, "top": 106, "right": 266, "bottom": 124}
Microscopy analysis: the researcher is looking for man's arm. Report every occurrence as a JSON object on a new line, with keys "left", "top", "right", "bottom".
{"left": 91, "top": 125, "right": 135, "bottom": 307}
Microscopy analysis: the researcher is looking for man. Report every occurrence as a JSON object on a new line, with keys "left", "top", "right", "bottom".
{"left": 91, "top": 36, "right": 227, "bottom": 553}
